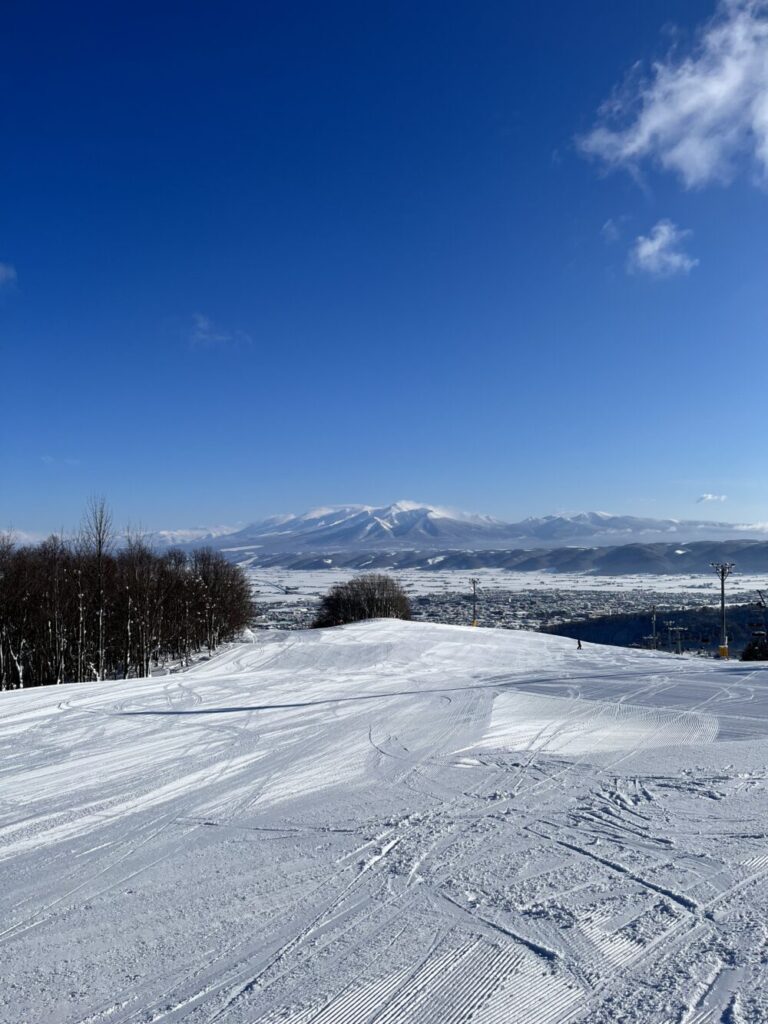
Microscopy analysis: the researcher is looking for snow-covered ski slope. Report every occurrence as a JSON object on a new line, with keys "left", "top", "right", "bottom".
{"left": 3, "top": 621, "right": 768, "bottom": 1024}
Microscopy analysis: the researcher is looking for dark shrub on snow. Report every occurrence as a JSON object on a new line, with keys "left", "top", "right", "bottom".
{"left": 312, "top": 573, "right": 411, "bottom": 628}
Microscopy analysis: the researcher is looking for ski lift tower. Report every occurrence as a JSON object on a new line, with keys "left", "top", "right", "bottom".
{"left": 751, "top": 590, "right": 768, "bottom": 640}
{"left": 664, "top": 620, "right": 676, "bottom": 652}
{"left": 757, "top": 590, "right": 768, "bottom": 630}
{"left": 710, "top": 562, "right": 735, "bottom": 659}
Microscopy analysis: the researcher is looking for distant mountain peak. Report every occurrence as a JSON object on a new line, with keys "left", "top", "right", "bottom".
{"left": 148, "top": 502, "right": 768, "bottom": 556}
{"left": 389, "top": 499, "right": 430, "bottom": 513}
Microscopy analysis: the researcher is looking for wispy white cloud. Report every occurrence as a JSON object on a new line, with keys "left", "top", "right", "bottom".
{"left": 601, "top": 214, "right": 631, "bottom": 243}
{"left": 40, "top": 455, "right": 81, "bottom": 467}
{"left": 0, "top": 262, "right": 17, "bottom": 287}
{"left": 580, "top": 0, "right": 768, "bottom": 187}
{"left": 190, "top": 313, "right": 252, "bottom": 349}
{"left": 628, "top": 219, "right": 698, "bottom": 276}
{"left": 697, "top": 493, "right": 728, "bottom": 502}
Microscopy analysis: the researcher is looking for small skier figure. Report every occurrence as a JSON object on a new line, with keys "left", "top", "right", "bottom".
{"left": 577, "top": 639, "right": 582, "bottom": 651}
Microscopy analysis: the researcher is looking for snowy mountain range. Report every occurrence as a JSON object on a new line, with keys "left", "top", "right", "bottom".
{"left": 152, "top": 501, "right": 768, "bottom": 555}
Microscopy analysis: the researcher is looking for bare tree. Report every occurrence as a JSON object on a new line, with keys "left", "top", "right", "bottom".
{"left": 0, "top": 532, "right": 13, "bottom": 686}
{"left": 80, "top": 496, "right": 114, "bottom": 680}
{"left": 312, "top": 573, "right": 411, "bottom": 628}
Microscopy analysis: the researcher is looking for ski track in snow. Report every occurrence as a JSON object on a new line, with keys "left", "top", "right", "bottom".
{"left": 3, "top": 620, "right": 768, "bottom": 1023}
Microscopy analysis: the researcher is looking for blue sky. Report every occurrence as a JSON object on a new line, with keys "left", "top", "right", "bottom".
{"left": 2, "top": 0, "right": 767, "bottom": 534}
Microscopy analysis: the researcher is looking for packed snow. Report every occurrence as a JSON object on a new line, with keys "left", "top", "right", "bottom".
{"left": 3, "top": 621, "right": 768, "bottom": 1023}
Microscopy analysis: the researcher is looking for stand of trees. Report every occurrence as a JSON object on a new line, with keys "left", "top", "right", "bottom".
{"left": 312, "top": 573, "right": 411, "bottom": 628}
{"left": 543, "top": 602, "right": 768, "bottom": 657}
{"left": 741, "top": 635, "right": 768, "bottom": 661}
{"left": 0, "top": 500, "right": 253, "bottom": 690}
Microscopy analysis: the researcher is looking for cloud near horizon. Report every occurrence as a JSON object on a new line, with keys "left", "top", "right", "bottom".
{"left": 628, "top": 220, "right": 698, "bottom": 276}
{"left": 580, "top": 0, "right": 768, "bottom": 188}
{"left": 698, "top": 493, "right": 728, "bottom": 502}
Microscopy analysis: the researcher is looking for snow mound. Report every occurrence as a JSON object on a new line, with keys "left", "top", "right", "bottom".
{"left": 468, "top": 689, "right": 718, "bottom": 756}
{"left": 4, "top": 620, "right": 768, "bottom": 1024}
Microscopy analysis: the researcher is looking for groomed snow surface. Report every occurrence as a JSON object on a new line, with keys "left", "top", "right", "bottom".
{"left": 3, "top": 621, "right": 768, "bottom": 1023}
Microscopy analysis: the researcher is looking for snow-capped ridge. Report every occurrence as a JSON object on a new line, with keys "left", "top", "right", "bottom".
{"left": 146, "top": 502, "right": 768, "bottom": 556}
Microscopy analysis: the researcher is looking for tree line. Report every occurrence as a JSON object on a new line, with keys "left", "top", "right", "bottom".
{"left": 543, "top": 602, "right": 768, "bottom": 658}
{"left": 0, "top": 499, "right": 253, "bottom": 689}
